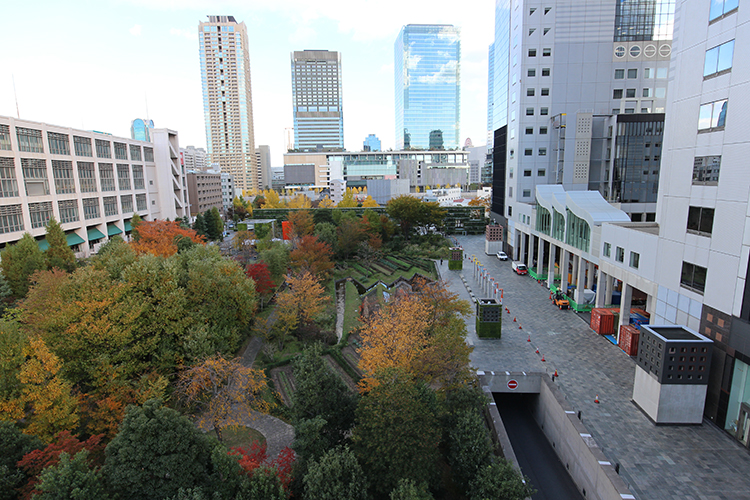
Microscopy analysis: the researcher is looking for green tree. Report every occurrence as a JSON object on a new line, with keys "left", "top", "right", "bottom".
{"left": 242, "top": 465, "right": 287, "bottom": 500}
{"left": 103, "top": 399, "right": 217, "bottom": 500}
{"left": 468, "top": 460, "right": 534, "bottom": 500}
{"left": 203, "top": 209, "right": 220, "bottom": 241}
{"left": 312, "top": 208, "right": 334, "bottom": 226}
{"left": 390, "top": 479, "right": 434, "bottom": 500}
{"left": 92, "top": 237, "right": 136, "bottom": 280}
{"left": 35, "top": 450, "right": 108, "bottom": 500}
{"left": 336, "top": 217, "right": 366, "bottom": 259}
{"left": 303, "top": 446, "right": 368, "bottom": 500}
{"left": 1, "top": 233, "right": 45, "bottom": 299}
{"left": 447, "top": 410, "right": 494, "bottom": 490}
{"left": 0, "top": 422, "right": 43, "bottom": 500}
{"left": 209, "top": 207, "right": 224, "bottom": 241}
{"left": 257, "top": 241, "right": 290, "bottom": 280}
{"left": 130, "top": 213, "right": 142, "bottom": 241}
{"left": 313, "top": 222, "right": 337, "bottom": 252}
{"left": 44, "top": 218, "right": 75, "bottom": 272}
{"left": 193, "top": 213, "right": 208, "bottom": 238}
{"left": 352, "top": 371, "right": 441, "bottom": 498}
{"left": 386, "top": 196, "right": 445, "bottom": 239}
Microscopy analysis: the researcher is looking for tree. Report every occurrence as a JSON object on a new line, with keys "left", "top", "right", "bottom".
{"left": 1, "top": 233, "right": 45, "bottom": 299}
{"left": 287, "top": 210, "right": 314, "bottom": 239}
{"left": 447, "top": 410, "right": 494, "bottom": 490}
{"left": 0, "top": 422, "right": 42, "bottom": 500}
{"left": 231, "top": 443, "right": 294, "bottom": 497}
{"left": 318, "top": 196, "right": 335, "bottom": 208}
{"left": 34, "top": 450, "right": 108, "bottom": 500}
{"left": 290, "top": 236, "right": 334, "bottom": 277}
{"left": 203, "top": 208, "right": 221, "bottom": 241}
{"left": 131, "top": 220, "right": 205, "bottom": 257}
{"left": 261, "top": 189, "right": 284, "bottom": 209}
{"left": 390, "top": 479, "right": 434, "bottom": 500}
{"left": 303, "top": 446, "right": 368, "bottom": 500}
{"left": 288, "top": 194, "right": 312, "bottom": 209}
{"left": 257, "top": 240, "right": 290, "bottom": 280}
{"left": 175, "top": 355, "right": 271, "bottom": 442}
{"left": 313, "top": 222, "right": 337, "bottom": 253}
{"left": 246, "top": 262, "right": 275, "bottom": 296}
{"left": 336, "top": 217, "right": 366, "bottom": 259}
{"left": 130, "top": 214, "right": 142, "bottom": 240}
{"left": 276, "top": 271, "right": 329, "bottom": 329}
{"left": 337, "top": 189, "right": 357, "bottom": 208}
{"left": 103, "top": 399, "right": 218, "bottom": 500}
{"left": 44, "top": 219, "right": 75, "bottom": 272}
{"left": 386, "top": 196, "right": 445, "bottom": 238}
{"left": 193, "top": 213, "right": 208, "bottom": 238}
{"left": 468, "top": 461, "right": 534, "bottom": 500}
{"left": 361, "top": 195, "right": 379, "bottom": 208}
{"left": 242, "top": 465, "right": 287, "bottom": 500}
{"left": 352, "top": 371, "right": 441, "bottom": 498}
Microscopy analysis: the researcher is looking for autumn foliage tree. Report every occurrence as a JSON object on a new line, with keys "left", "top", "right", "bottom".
{"left": 287, "top": 210, "right": 315, "bottom": 239}
{"left": 246, "top": 262, "right": 275, "bottom": 296}
{"left": 175, "top": 355, "right": 271, "bottom": 442}
{"left": 131, "top": 220, "right": 205, "bottom": 257}
{"left": 270, "top": 271, "right": 330, "bottom": 350}
{"left": 289, "top": 236, "right": 334, "bottom": 277}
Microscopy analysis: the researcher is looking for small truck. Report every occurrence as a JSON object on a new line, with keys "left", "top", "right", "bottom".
{"left": 512, "top": 261, "right": 528, "bottom": 275}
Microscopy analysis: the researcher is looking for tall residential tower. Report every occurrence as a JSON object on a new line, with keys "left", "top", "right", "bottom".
{"left": 199, "top": 15, "right": 257, "bottom": 192}
{"left": 291, "top": 50, "right": 344, "bottom": 152}
{"left": 395, "top": 24, "right": 461, "bottom": 150}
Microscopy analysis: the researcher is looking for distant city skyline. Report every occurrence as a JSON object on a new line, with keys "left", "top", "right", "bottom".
{"left": 0, "top": 1, "right": 493, "bottom": 166}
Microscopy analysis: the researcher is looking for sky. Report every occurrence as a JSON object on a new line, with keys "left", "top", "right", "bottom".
{"left": 0, "top": 0, "right": 494, "bottom": 166}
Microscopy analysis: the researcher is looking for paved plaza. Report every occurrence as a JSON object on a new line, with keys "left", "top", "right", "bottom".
{"left": 438, "top": 235, "right": 750, "bottom": 500}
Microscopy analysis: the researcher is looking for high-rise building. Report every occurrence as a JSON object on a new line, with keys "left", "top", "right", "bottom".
{"left": 394, "top": 24, "right": 460, "bottom": 150}
{"left": 254, "top": 145, "right": 272, "bottom": 190}
{"left": 363, "top": 134, "right": 381, "bottom": 152}
{"left": 291, "top": 50, "right": 344, "bottom": 151}
{"left": 180, "top": 145, "right": 207, "bottom": 172}
{"left": 130, "top": 118, "right": 153, "bottom": 142}
{"left": 199, "top": 15, "right": 257, "bottom": 192}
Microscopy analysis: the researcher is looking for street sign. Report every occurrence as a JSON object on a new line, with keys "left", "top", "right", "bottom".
{"left": 507, "top": 379, "right": 518, "bottom": 390}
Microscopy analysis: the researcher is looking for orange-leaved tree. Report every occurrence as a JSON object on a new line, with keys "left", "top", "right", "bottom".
{"left": 131, "top": 220, "right": 205, "bottom": 257}
{"left": 290, "top": 235, "right": 334, "bottom": 277}
{"left": 269, "top": 271, "right": 330, "bottom": 350}
{"left": 287, "top": 209, "right": 315, "bottom": 239}
{"left": 175, "top": 354, "right": 271, "bottom": 442}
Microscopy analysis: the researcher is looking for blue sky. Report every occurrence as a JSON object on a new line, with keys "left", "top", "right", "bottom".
{"left": 0, "top": 0, "right": 494, "bottom": 165}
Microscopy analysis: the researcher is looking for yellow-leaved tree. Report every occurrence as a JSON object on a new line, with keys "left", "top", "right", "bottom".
{"left": 288, "top": 193, "right": 312, "bottom": 209}
{"left": 361, "top": 195, "right": 379, "bottom": 208}
{"left": 270, "top": 271, "right": 330, "bottom": 350}
{"left": 337, "top": 188, "right": 358, "bottom": 208}
{"left": 319, "top": 196, "right": 335, "bottom": 208}
{"left": 262, "top": 189, "right": 284, "bottom": 208}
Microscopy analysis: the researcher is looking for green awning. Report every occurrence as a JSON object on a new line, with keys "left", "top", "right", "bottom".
{"left": 66, "top": 233, "right": 85, "bottom": 247}
{"left": 107, "top": 224, "right": 123, "bottom": 236}
{"left": 124, "top": 220, "right": 132, "bottom": 232}
{"left": 37, "top": 239, "right": 49, "bottom": 251}
{"left": 87, "top": 227, "right": 106, "bottom": 241}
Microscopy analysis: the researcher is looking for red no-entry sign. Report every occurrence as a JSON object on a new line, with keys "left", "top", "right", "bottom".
{"left": 507, "top": 379, "right": 518, "bottom": 390}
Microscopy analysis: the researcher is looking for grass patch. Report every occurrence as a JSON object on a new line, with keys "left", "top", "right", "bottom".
{"left": 342, "top": 281, "right": 361, "bottom": 339}
{"left": 213, "top": 426, "right": 266, "bottom": 449}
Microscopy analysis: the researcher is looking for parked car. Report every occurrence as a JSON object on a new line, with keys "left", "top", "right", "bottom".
{"left": 496, "top": 251, "right": 509, "bottom": 261}
{"left": 512, "top": 261, "right": 528, "bottom": 275}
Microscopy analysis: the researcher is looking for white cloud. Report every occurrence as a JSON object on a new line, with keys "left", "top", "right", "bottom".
{"left": 170, "top": 27, "right": 198, "bottom": 40}
{"left": 129, "top": 24, "right": 142, "bottom": 36}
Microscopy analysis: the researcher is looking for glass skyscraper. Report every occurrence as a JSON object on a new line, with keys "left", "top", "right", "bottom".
{"left": 394, "top": 24, "right": 460, "bottom": 150}
{"left": 130, "top": 118, "right": 153, "bottom": 142}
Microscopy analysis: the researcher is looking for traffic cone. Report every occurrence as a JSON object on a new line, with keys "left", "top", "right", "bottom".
{"left": 513, "top": 317, "right": 517, "bottom": 322}
{"left": 527, "top": 335, "right": 531, "bottom": 342}
{"left": 554, "top": 370, "right": 558, "bottom": 377}
{"left": 594, "top": 395, "right": 600, "bottom": 404}
{"left": 518, "top": 324, "right": 522, "bottom": 329}
{"left": 541, "top": 354, "right": 546, "bottom": 362}
{"left": 535, "top": 347, "right": 539, "bottom": 354}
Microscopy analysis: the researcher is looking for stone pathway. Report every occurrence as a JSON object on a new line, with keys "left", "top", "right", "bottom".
{"left": 440, "top": 235, "right": 750, "bottom": 500}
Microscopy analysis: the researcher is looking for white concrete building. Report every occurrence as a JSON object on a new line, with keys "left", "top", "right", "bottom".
{"left": 181, "top": 145, "right": 207, "bottom": 172}
{"left": 0, "top": 116, "right": 189, "bottom": 258}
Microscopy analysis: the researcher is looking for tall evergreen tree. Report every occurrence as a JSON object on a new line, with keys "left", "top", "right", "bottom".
{"left": 44, "top": 218, "right": 76, "bottom": 272}
{"left": 0, "top": 233, "right": 45, "bottom": 299}
{"left": 193, "top": 213, "right": 208, "bottom": 238}
{"left": 130, "top": 214, "right": 142, "bottom": 241}
{"left": 210, "top": 207, "right": 224, "bottom": 241}
{"left": 203, "top": 210, "right": 220, "bottom": 241}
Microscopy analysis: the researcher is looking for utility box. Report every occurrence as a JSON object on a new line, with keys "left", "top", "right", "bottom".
{"left": 632, "top": 325, "right": 713, "bottom": 424}
{"left": 476, "top": 298, "right": 502, "bottom": 338}
{"left": 449, "top": 247, "right": 463, "bottom": 270}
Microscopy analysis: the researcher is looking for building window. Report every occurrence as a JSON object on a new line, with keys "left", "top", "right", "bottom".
{"left": 540, "top": 126, "right": 548, "bottom": 134}
{"left": 629, "top": 251, "right": 640, "bottom": 269}
{"left": 508, "top": 206, "right": 512, "bottom": 216}
{"left": 704, "top": 40, "right": 735, "bottom": 77}
{"left": 16, "top": 127, "right": 44, "bottom": 153}
{"left": 74, "top": 136, "right": 93, "bottom": 157}
{"left": 58, "top": 200, "right": 79, "bottom": 224}
{"left": 0, "top": 157, "right": 19, "bottom": 197}
{"left": 613, "top": 89, "right": 623, "bottom": 99}
{"left": 528, "top": 69, "right": 536, "bottom": 77}
{"left": 21, "top": 158, "right": 49, "bottom": 196}
{"left": 0, "top": 125, "right": 11, "bottom": 150}
{"left": 698, "top": 99, "right": 728, "bottom": 131}
{"left": 615, "top": 69, "right": 625, "bottom": 79}
{"left": 710, "top": 0, "right": 739, "bottom": 21}
{"left": 48, "top": 132, "right": 70, "bottom": 155}
{"left": 528, "top": 48, "right": 537, "bottom": 57}
{"left": 114, "top": 142, "right": 128, "bottom": 160}
{"left": 628, "top": 68, "right": 638, "bottom": 78}
{"left": 687, "top": 206, "right": 714, "bottom": 235}
{"left": 693, "top": 156, "right": 720, "bottom": 185}
{"left": 616, "top": 246, "right": 625, "bottom": 262}
{"left": 541, "top": 88, "right": 549, "bottom": 96}
{"left": 121, "top": 195, "right": 133, "bottom": 214}
{"left": 544, "top": 7, "right": 551, "bottom": 14}
{"left": 539, "top": 148, "right": 547, "bottom": 156}
{"left": 542, "top": 48, "right": 551, "bottom": 56}
{"left": 543, "top": 27, "right": 551, "bottom": 35}
{"left": 130, "top": 145, "right": 142, "bottom": 161}
{"left": 144, "top": 147, "right": 154, "bottom": 162}
{"left": 522, "top": 189, "right": 531, "bottom": 198}
{"left": 643, "top": 88, "right": 652, "bottom": 97}
{"left": 117, "top": 164, "right": 131, "bottom": 190}
{"left": 537, "top": 169, "right": 546, "bottom": 176}
{"left": 99, "top": 164, "right": 115, "bottom": 191}
{"left": 136, "top": 193, "right": 147, "bottom": 211}
{"left": 0, "top": 204, "right": 24, "bottom": 234}
{"left": 103, "top": 196, "right": 118, "bottom": 217}
{"left": 527, "top": 88, "right": 535, "bottom": 96}
{"left": 95, "top": 139, "right": 111, "bottom": 159}
{"left": 626, "top": 88, "right": 636, "bottom": 98}
{"left": 29, "top": 201, "right": 53, "bottom": 229}
{"left": 524, "top": 149, "right": 533, "bottom": 156}
{"left": 524, "top": 169, "right": 532, "bottom": 177}
{"left": 542, "top": 68, "right": 550, "bottom": 76}
{"left": 525, "top": 127, "right": 534, "bottom": 135}
{"left": 52, "top": 160, "right": 75, "bottom": 194}
{"left": 540, "top": 107, "right": 549, "bottom": 116}
{"left": 644, "top": 68, "right": 653, "bottom": 78}
{"left": 603, "top": 242, "right": 611, "bottom": 257}
{"left": 508, "top": 187, "right": 513, "bottom": 198}
{"left": 681, "top": 262, "right": 707, "bottom": 294}
{"left": 529, "top": 28, "right": 536, "bottom": 35}
{"left": 132, "top": 166, "right": 145, "bottom": 189}
{"left": 83, "top": 198, "right": 100, "bottom": 220}
{"left": 77, "top": 162, "right": 97, "bottom": 193}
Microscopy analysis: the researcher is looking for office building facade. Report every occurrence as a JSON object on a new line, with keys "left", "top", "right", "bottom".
{"left": 0, "top": 116, "right": 188, "bottom": 258}
{"left": 254, "top": 145, "right": 272, "bottom": 190}
{"left": 199, "top": 15, "right": 258, "bottom": 192}
{"left": 363, "top": 134, "right": 381, "bottom": 152}
{"left": 395, "top": 24, "right": 461, "bottom": 150}
{"left": 187, "top": 171, "right": 222, "bottom": 216}
{"left": 291, "top": 50, "right": 344, "bottom": 151}
{"left": 181, "top": 145, "right": 207, "bottom": 172}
